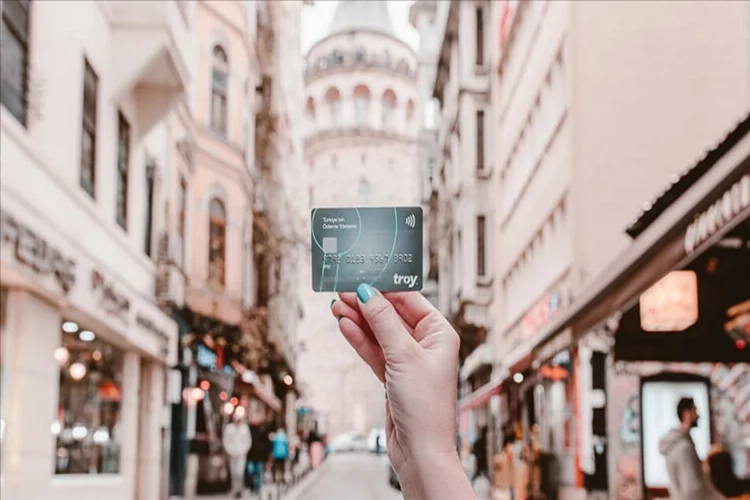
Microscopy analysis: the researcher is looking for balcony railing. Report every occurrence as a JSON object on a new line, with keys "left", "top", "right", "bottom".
{"left": 305, "top": 49, "right": 416, "bottom": 81}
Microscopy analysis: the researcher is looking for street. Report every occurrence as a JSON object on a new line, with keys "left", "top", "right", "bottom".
{"left": 298, "top": 453, "right": 403, "bottom": 500}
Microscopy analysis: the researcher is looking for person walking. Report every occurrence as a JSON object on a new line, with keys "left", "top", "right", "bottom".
{"left": 331, "top": 285, "right": 476, "bottom": 499}
{"left": 659, "top": 397, "right": 725, "bottom": 500}
{"left": 223, "top": 410, "right": 252, "bottom": 499}
{"left": 308, "top": 424, "right": 324, "bottom": 468}
{"left": 246, "top": 417, "right": 271, "bottom": 495}
{"left": 473, "top": 426, "right": 489, "bottom": 480}
{"left": 271, "top": 427, "right": 289, "bottom": 485}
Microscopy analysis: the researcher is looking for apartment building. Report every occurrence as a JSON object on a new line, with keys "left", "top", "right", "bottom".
{"left": 409, "top": 0, "right": 441, "bottom": 307}
{"left": 0, "top": 1, "right": 190, "bottom": 499}
{"left": 449, "top": 0, "right": 749, "bottom": 497}
{"left": 431, "top": 0, "right": 494, "bottom": 444}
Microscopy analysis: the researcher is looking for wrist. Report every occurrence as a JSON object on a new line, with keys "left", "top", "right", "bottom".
{"left": 399, "top": 450, "right": 474, "bottom": 500}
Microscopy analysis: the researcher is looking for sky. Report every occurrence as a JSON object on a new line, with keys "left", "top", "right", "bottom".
{"left": 300, "top": 0, "right": 419, "bottom": 55}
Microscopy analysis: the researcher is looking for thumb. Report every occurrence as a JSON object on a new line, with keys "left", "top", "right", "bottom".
{"left": 356, "top": 284, "right": 417, "bottom": 360}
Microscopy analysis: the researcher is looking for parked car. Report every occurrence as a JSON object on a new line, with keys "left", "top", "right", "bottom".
{"left": 328, "top": 432, "right": 369, "bottom": 453}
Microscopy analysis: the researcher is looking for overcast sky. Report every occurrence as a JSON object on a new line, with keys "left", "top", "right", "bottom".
{"left": 300, "top": 0, "right": 418, "bottom": 55}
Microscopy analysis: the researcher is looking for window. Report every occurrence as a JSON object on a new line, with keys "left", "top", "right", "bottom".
{"left": 325, "top": 87, "right": 341, "bottom": 128}
{"left": 211, "top": 45, "right": 229, "bottom": 135}
{"left": 144, "top": 161, "right": 156, "bottom": 257}
{"left": 476, "top": 110, "right": 485, "bottom": 171}
{"left": 477, "top": 215, "right": 486, "bottom": 278}
{"left": 208, "top": 198, "right": 226, "bottom": 289}
{"left": 475, "top": 7, "right": 485, "bottom": 66}
{"left": 116, "top": 112, "right": 130, "bottom": 230}
{"left": 381, "top": 89, "right": 397, "bottom": 130}
{"left": 406, "top": 99, "right": 415, "bottom": 125}
{"left": 80, "top": 58, "right": 98, "bottom": 198}
{"left": 353, "top": 84, "right": 370, "bottom": 127}
{"left": 355, "top": 47, "right": 366, "bottom": 62}
{"left": 178, "top": 178, "right": 187, "bottom": 263}
{"left": 0, "top": 0, "right": 31, "bottom": 125}
{"left": 54, "top": 322, "right": 124, "bottom": 475}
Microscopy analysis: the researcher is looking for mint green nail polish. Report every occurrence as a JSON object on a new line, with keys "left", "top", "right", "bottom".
{"left": 356, "top": 283, "right": 376, "bottom": 303}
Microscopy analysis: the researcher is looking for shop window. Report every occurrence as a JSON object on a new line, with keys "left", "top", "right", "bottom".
{"left": 211, "top": 45, "right": 229, "bottom": 135}
{"left": 0, "top": 0, "right": 31, "bottom": 126}
{"left": 208, "top": 197, "right": 227, "bottom": 289}
{"left": 80, "top": 58, "right": 98, "bottom": 198}
{"left": 55, "top": 321, "right": 124, "bottom": 474}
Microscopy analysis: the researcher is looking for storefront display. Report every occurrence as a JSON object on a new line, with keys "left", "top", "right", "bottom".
{"left": 54, "top": 320, "right": 124, "bottom": 475}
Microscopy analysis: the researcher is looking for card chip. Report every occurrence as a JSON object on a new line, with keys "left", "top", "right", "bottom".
{"left": 322, "top": 237, "right": 338, "bottom": 254}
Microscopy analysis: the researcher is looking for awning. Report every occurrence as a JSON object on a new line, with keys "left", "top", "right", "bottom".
{"left": 458, "top": 379, "right": 503, "bottom": 412}
{"left": 234, "top": 374, "right": 282, "bottom": 412}
{"left": 526, "top": 115, "right": 750, "bottom": 359}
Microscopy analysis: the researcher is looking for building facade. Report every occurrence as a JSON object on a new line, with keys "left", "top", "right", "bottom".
{"left": 430, "top": 0, "right": 750, "bottom": 497}
{"left": 0, "top": 1, "right": 189, "bottom": 499}
{"left": 296, "top": 0, "right": 420, "bottom": 437}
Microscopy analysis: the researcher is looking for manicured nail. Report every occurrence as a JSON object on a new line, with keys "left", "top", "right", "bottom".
{"left": 356, "top": 283, "right": 376, "bottom": 304}
{"left": 330, "top": 298, "right": 337, "bottom": 309}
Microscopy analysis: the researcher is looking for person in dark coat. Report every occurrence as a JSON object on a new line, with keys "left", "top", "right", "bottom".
{"left": 473, "top": 426, "right": 489, "bottom": 480}
{"left": 246, "top": 419, "right": 271, "bottom": 494}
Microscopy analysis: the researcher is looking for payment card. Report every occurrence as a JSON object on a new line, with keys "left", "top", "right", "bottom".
{"left": 310, "top": 206, "right": 423, "bottom": 292}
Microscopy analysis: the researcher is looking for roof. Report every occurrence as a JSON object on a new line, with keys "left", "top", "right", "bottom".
{"left": 329, "top": 0, "right": 394, "bottom": 37}
{"left": 625, "top": 112, "right": 750, "bottom": 238}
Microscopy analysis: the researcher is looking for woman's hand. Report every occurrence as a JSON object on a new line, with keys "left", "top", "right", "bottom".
{"left": 332, "top": 284, "right": 474, "bottom": 499}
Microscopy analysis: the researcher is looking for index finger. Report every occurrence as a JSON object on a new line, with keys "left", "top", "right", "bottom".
{"left": 383, "top": 292, "right": 447, "bottom": 331}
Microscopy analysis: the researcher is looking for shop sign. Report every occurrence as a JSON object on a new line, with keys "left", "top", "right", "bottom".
{"left": 0, "top": 210, "right": 77, "bottom": 293}
{"left": 91, "top": 270, "right": 130, "bottom": 322}
{"left": 533, "top": 327, "right": 573, "bottom": 368}
{"left": 684, "top": 174, "right": 750, "bottom": 254}
{"left": 522, "top": 293, "right": 562, "bottom": 337}
{"left": 135, "top": 314, "right": 170, "bottom": 357}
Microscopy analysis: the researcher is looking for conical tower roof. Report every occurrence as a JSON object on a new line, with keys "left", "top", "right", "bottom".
{"left": 329, "top": 0, "right": 395, "bottom": 37}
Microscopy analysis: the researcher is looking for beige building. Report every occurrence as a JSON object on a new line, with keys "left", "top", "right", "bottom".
{"left": 296, "top": 0, "right": 420, "bottom": 437}
{"left": 0, "top": 1, "right": 189, "bottom": 500}
{"left": 431, "top": 0, "right": 750, "bottom": 496}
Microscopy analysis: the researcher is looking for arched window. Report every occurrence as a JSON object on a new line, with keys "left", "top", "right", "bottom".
{"left": 306, "top": 97, "right": 316, "bottom": 118}
{"left": 353, "top": 84, "right": 371, "bottom": 127}
{"left": 208, "top": 198, "right": 227, "bottom": 289}
{"left": 381, "top": 89, "right": 397, "bottom": 130}
{"left": 325, "top": 87, "right": 342, "bottom": 128}
{"left": 406, "top": 99, "right": 415, "bottom": 124}
{"left": 383, "top": 50, "right": 392, "bottom": 67}
{"left": 355, "top": 47, "right": 367, "bottom": 63}
{"left": 211, "top": 45, "right": 229, "bottom": 135}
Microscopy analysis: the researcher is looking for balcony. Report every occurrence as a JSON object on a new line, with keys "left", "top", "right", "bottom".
{"left": 104, "top": 0, "right": 191, "bottom": 137}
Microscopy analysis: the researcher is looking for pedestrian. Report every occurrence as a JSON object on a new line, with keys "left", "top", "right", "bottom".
{"left": 246, "top": 416, "right": 271, "bottom": 495}
{"left": 308, "top": 424, "right": 324, "bottom": 468}
{"left": 659, "top": 397, "right": 725, "bottom": 500}
{"left": 331, "top": 285, "right": 477, "bottom": 499}
{"left": 473, "top": 426, "right": 489, "bottom": 480}
{"left": 271, "top": 427, "right": 289, "bottom": 485}
{"left": 223, "top": 410, "right": 252, "bottom": 499}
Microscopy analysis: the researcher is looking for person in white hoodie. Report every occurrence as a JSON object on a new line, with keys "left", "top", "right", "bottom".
{"left": 223, "top": 410, "right": 252, "bottom": 499}
{"left": 659, "top": 397, "right": 724, "bottom": 500}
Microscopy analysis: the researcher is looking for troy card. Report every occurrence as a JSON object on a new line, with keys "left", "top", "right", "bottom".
{"left": 310, "top": 207, "right": 423, "bottom": 292}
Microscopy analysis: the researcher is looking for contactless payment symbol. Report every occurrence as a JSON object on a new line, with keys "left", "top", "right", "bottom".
{"left": 405, "top": 213, "right": 416, "bottom": 229}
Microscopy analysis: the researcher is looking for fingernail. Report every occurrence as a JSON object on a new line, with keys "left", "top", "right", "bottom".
{"left": 356, "top": 283, "right": 376, "bottom": 304}
{"left": 330, "top": 298, "right": 337, "bottom": 309}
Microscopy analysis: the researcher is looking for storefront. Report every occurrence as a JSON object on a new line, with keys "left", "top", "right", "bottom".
{"left": 526, "top": 113, "right": 750, "bottom": 500}
{"left": 0, "top": 202, "right": 177, "bottom": 500}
